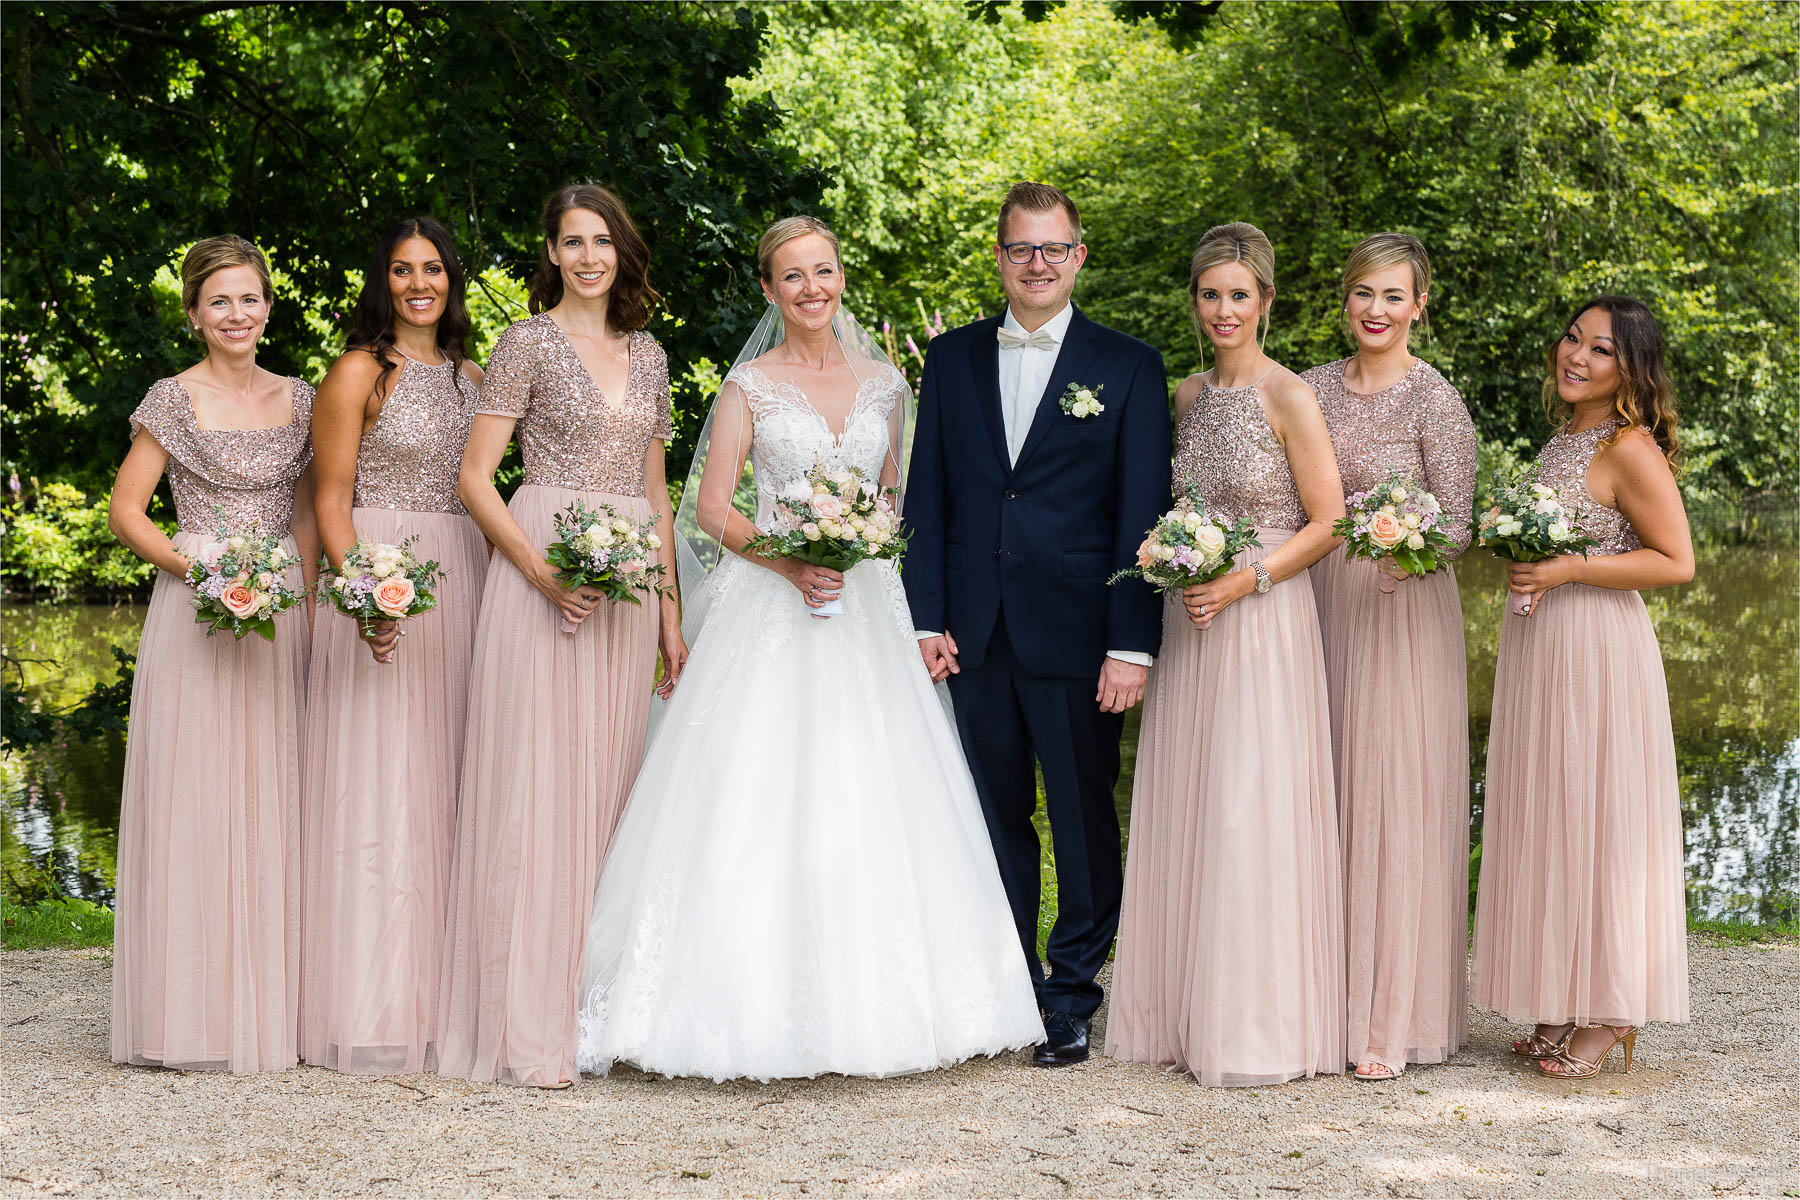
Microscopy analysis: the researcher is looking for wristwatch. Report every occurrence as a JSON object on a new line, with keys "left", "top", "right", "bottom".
{"left": 1252, "top": 562, "right": 1273, "bottom": 594}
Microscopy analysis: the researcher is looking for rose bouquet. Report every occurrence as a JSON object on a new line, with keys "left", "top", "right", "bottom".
{"left": 185, "top": 527, "right": 302, "bottom": 640}
{"left": 544, "top": 502, "right": 668, "bottom": 631}
{"left": 1331, "top": 472, "right": 1460, "bottom": 594}
{"left": 1476, "top": 465, "right": 1598, "bottom": 616}
{"left": 743, "top": 462, "right": 906, "bottom": 618}
{"left": 318, "top": 535, "right": 445, "bottom": 647}
{"left": 1109, "top": 486, "right": 1260, "bottom": 592}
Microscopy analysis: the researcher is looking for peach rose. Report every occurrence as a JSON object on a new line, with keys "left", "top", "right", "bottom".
{"left": 1367, "top": 511, "right": 1406, "bottom": 549}
{"left": 222, "top": 583, "right": 258, "bottom": 618}
{"left": 373, "top": 575, "right": 416, "bottom": 618}
{"left": 1137, "top": 538, "right": 1157, "bottom": 569}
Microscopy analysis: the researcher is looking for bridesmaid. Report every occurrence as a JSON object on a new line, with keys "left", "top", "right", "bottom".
{"left": 1473, "top": 296, "right": 1692, "bottom": 1079}
{"left": 106, "top": 235, "right": 318, "bottom": 1073}
{"left": 301, "top": 217, "right": 488, "bottom": 1074}
{"left": 437, "top": 184, "right": 685, "bottom": 1087}
{"left": 1107, "top": 222, "right": 1348, "bottom": 1086}
{"left": 1303, "top": 234, "right": 1478, "bottom": 1082}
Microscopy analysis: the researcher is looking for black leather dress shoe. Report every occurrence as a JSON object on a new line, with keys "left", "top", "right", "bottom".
{"left": 1033, "top": 1012, "right": 1090, "bottom": 1067}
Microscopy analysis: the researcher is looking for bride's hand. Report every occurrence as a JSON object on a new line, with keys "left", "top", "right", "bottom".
{"left": 775, "top": 559, "right": 843, "bottom": 610}
{"left": 655, "top": 618, "right": 688, "bottom": 699}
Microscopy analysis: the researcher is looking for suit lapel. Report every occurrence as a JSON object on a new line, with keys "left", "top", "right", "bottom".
{"left": 1011, "top": 308, "right": 1101, "bottom": 475}
{"left": 968, "top": 315, "right": 1012, "bottom": 473}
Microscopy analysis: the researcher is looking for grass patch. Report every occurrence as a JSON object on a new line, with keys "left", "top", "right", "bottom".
{"left": 1688, "top": 915, "right": 1799, "bottom": 945}
{"left": 2, "top": 894, "right": 114, "bottom": 950}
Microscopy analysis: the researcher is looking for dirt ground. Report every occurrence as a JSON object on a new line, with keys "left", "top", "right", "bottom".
{"left": 2, "top": 938, "right": 1796, "bottom": 1197}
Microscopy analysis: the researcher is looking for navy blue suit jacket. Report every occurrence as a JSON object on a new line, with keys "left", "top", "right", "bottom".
{"left": 902, "top": 307, "right": 1171, "bottom": 678}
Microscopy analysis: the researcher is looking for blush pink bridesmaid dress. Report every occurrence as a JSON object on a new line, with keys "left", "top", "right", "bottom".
{"left": 300, "top": 355, "right": 488, "bottom": 1074}
{"left": 435, "top": 315, "right": 669, "bottom": 1087}
{"left": 1304, "top": 357, "right": 1478, "bottom": 1075}
{"left": 1473, "top": 419, "right": 1688, "bottom": 1031}
{"left": 111, "top": 376, "right": 313, "bottom": 1074}
{"left": 1106, "top": 375, "right": 1346, "bottom": 1087}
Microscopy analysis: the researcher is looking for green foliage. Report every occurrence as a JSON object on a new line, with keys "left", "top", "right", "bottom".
{"left": 1, "top": 481, "right": 166, "bottom": 597}
{"left": 3, "top": 2, "right": 828, "bottom": 490}
{"left": 1, "top": 894, "right": 114, "bottom": 951}
{"left": 1, "top": 646, "right": 136, "bottom": 754}
{"left": 748, "top": 0, "right": 1798, "bottom": 501}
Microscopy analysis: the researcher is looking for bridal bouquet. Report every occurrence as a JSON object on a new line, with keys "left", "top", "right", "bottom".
{"left": 318, "top": 535, "right": 444, "bottom": 644}
{"left": 1332, "top": 472, "right": 1459, "bottom": 594}
{"left": 1110, "top": 486, "right": 1260, "bottom": 592}
{"left": 744, "top": 463, "right": 906, "bottom": 618}
{"left": 545, "top": 502, "right": 668, "bottom": 630}
{"left": 185, "top": 526, "right": 302, "bottom": 641}
{"left": 1476, "top": 465, "right": 1597, "bottom": 616}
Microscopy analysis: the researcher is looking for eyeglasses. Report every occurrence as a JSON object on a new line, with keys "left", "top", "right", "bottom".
{"left": 1001, "top": 241, "right": 1074, "bottom": 266}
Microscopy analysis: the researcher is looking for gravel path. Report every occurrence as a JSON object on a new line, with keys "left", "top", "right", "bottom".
{"left": 3, "top": 938, "right": 1796, "bottom": 1197}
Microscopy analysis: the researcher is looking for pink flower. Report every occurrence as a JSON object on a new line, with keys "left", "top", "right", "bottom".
{"left": 222, "top": 582, "right": 259, "bottom": 618}
{"left": 1367, "top": 511, "right": 1405, "bottom": 549}
{"left": 1136, "top": 538, "right": 1157, "bottom": 569}
{"left": 198, "top": 541, "right": 227, "bottom": 571}
{"left": 373, "top": 575, "right": 416, "bottom": 618}
{"left": 811, "top": 494, "right": 844, "bottom": 520}
{"left": 619, "top": 559, "right": 646, "bottom": 576}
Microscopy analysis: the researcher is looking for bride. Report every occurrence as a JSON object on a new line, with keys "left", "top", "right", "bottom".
{"left": 574, "top": 217, "right": 1043, "bottom": 1082}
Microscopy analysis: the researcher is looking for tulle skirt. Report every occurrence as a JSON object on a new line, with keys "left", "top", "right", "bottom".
{"left": 111, "top": 531, "right": 308, "bottom": 1074}
{"left": 575, "top": 554, "right": 1042, "bottom": 1083}
{"left": 435, "top": 485, "right": 660, "bottom": 1087}
{"left": 1473, "top": 583, "right": 1689, "bottom": 1026}
{"left": 1107, "top": 532, "right": 1346, "bottom": 1087}
{"left": 299, "top": 508, "right": 488, "bottom": 1074}
{"left": 1311, "top": 552, "right": 1469, "bottom": 1070}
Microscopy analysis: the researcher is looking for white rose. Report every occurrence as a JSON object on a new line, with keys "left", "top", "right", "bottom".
{"left": 1403, "top": 512, "right": 1420, "bottom": 528}
{"left": 257, "top": 572, "right": 274, "bottom": 588}
{"left": 1406, "top": 532, "right": 1425, "bottom": 550}
{"left": 1533, "top": 484, "right": 1556, "bottom": 500}
{"left": 1390, "top": 487, "right": 1409, "bottom": 503}
{"left": 1534, "top": 498, "right": 1560, "bottom": 515}
{"left": 801, "top": 522, "right": 821, "bottom": 541}
{"left": 1497, "top": 519, "right": 1522, "bottom": 537}
{"left": 1183, "top": 511, "right": 1204, "bottom": 532}
{"left": 781, "top": 479, "right": 812, "bottom": 503}
{"left": 612, "top": 518, "right": 632, "bottom": 535}
{"left": 333, "top": 575, "right": 349, "bottom": 592}
{"left": 1548, "top": 521, "right": 1571, "bottom": 542}
{"left": 1193, "top": 523, "right": 1228, "bottom": 556}
{"left": 227, "top": 535, "right": 246, "bottom": 551}
{"left": 1380, "top": 504, "right": 1396, "bottom": 516}
{"left": 645, "top": 533, "right": 662, "bottom": 550}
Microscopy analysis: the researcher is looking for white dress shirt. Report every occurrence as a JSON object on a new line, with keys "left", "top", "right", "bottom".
{"left": 917, "top": 304, "right": 1151, "bottom": 669}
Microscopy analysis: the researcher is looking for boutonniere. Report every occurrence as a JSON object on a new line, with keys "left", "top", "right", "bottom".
{"left": 1059, "top": 382, "right": 1105, "bottom": 419}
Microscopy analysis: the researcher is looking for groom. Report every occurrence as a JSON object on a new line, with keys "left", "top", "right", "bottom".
{"left": 904, "top": 182, "right": 1170, "bottom": 1066}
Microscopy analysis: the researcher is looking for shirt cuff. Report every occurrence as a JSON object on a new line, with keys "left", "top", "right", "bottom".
{"left": 1106, "top": 649, "right": 1153, "bottom": 667}
{"left": 915, "top": 630, "right": 941, "bottom": 641}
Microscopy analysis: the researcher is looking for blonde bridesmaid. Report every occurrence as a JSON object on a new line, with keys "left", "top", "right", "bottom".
{"left": 1303, "top": 234, "right": 1478, "bottom": 1081}
{"left": 437, "top": 184, "right": 685, "bottom": 1088}
{"left": 301, "top": 217, "right": 488, "bottom": 1074}
{"left": 107, "top": 236, "right": 318, "bottom": 1073}
{"left": 1107, "top": 223, "right": 1348, "bottom": 1086}
{"left": 1474, "top": 295, "right": 1692, "bottom": 1078}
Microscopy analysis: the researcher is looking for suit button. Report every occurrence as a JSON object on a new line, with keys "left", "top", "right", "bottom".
{"left": 1003, "top": 489, "right": 1017, "bottom": 500}
{"left": 994, "top": 549, "right": 1002, "bottom": 559}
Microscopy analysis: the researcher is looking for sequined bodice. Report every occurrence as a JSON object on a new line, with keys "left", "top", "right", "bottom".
{"left": 1303, "top": 358, "right": 1479, "bottom": 554}
{"left": 1174, "top": 377, "right": 1307, "bottom": 530}
{"left": 129, "top": 377, "right": 315, "bottom": 536}
{"left": 1536, "top": 418, "right": 1643, "bottom": 557}
{"left": 354, "top": 357, "right": 477, "bottom": 514}
{"left": 728, "top": 362, "right": 905, "bottom": 523}
{"left": 476, "top": 315, "right": 673, "bottom": 495}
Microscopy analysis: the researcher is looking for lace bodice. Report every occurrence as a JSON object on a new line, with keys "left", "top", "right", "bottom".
{"left": 1303, "top": 357, "right": 1479, "bottom": 554}
{"left": 1536, "top": 418, "right": 1644, "bottom": 557}
{"left": 725, "top": 362, "right": 907, "bottom": 522}
{"left": 477, "top": 314, "right": 673, "bottom": 495}
{"left": 354, "top": 357, "right": 478, "bottom": 514}
{"left": 1174, "top": 376, "right": 1308, "bottom": 531}
{"left": 129, "top": 377, "right": 315, "bottom": 536}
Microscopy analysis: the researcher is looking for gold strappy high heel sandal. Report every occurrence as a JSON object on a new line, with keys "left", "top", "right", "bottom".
{"left": 1511, "top": 1024, "right": 1575, "bottom": 1060}
{"left": 1538, "top": 1025, "right": 1637, "bottom": 1079}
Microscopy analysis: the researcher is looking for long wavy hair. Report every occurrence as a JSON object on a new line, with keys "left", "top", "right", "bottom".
{"left": 527, "top": 183, "right": 659, "bottom": 329}
{"left": 345, "top": 216, "right": 471, "bottom": 397}
{"left": 1541, "top": 294, "right": 1680, "bottom": 467}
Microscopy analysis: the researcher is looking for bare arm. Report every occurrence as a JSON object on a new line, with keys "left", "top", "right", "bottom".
{"left": 311, "top": 351, "right": 385, "bottom": 568}
{"left": 1509, "top": 430, "right": 1693, "bottom": 603}
{"left": 108, "top": 435, "right": 188, "bottom": 577}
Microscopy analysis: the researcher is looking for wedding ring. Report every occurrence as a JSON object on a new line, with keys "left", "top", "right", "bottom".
{"left": 1198, "top": 603, "right": 1207, "bottom": 616}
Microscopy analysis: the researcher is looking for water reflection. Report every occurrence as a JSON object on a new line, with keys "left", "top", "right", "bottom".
{"left": 5, "top": 537, "right": 1797, "bottom": 921}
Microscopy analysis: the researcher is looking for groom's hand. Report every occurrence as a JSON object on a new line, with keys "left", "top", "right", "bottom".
{"left": 919, "top": 632, "right": 960, "bottom": 682}
{"left": 1095, "top": 657, "right": 1147, "bottom": 713}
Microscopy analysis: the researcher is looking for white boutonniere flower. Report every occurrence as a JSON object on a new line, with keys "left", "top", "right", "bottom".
{"left": 1059, "top": 382, "right": 1105, "bottom": 419}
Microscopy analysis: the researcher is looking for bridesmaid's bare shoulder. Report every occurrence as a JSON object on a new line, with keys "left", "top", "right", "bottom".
{"left": 1259, "top": 365, "right": 1321, "bottom": 418}
{"left": 1172, "top": 372, "right": 1206, "bottom": 422}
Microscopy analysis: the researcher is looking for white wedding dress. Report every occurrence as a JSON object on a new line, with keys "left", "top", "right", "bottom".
{"left": 574, "top": 361, "right": 1043, "bottom": 1083}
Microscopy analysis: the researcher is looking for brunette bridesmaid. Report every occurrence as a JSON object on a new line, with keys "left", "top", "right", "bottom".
{"left": 1107, "top": 223, "right": 1348, "bottom": 1086}
{"left": 437, "top": 184, "right": 685, "bottom": 1087}
{"left": 1473, "top": 296, "right": 1692, "bottom": 1079}
{"left": 1302, "top": 234, "right": 1478, "bottom": 1081}
{"left": 301, "top": 217, "right": 488, "bottom": 1074}
{"left": 107, "top": 236, "right": 318, "bottom": 1073}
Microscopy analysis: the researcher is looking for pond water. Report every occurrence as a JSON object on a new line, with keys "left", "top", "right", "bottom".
{"left": 4, "top": 538, "right": 1796, "bottom": 922}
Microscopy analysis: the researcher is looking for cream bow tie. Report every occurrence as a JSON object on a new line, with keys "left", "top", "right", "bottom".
{"left": 996, "top": 326, "right": 1058, "bottom": 351}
